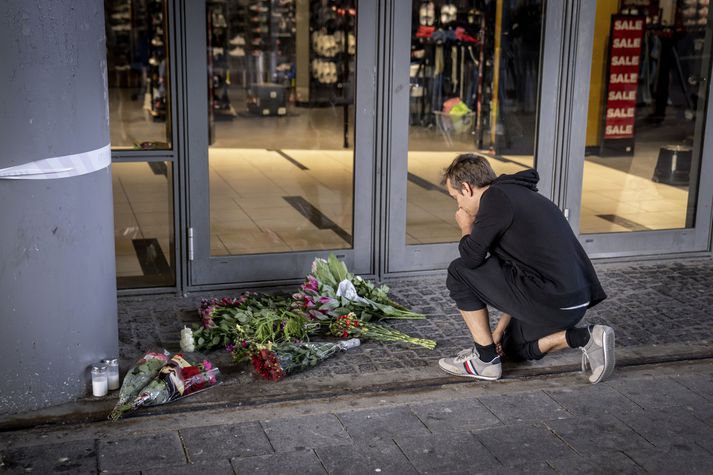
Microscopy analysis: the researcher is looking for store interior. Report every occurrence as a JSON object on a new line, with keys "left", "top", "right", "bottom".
{"left": 105, "top": 0, "right": 710, "bottom": 287}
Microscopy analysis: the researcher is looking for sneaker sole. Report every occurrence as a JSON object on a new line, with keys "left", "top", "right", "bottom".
{"left": 591, "top": 326, "right": 616, "bottom": 384}
{"left": 438, "top": 363, "right": 501, "bottom": 381}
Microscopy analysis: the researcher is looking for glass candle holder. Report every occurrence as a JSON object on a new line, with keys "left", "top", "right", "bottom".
{"left": 91, "top": 364, "right": 108, "bottom": 397}
{"left": 101, "top": 358, "right": 120, "bottom": 390}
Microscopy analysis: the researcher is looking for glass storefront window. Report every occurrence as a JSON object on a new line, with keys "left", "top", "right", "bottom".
{"left": 105, "top": 0, "right": 172, "bottom": 150}
{"left": 113, "top": 162, "right": 175, "bottom": 288}
{"left": 406, "top": 0, "right": 544, "bottom": 244}
{"left": 581, "top": 0, "right": 711, "bottom": 234}
{"left": 206, "top": 0, "right": 356, "bottom": 256}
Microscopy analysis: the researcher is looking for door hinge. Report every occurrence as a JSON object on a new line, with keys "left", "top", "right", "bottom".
{"left": 188, "top": 227, "right": 194, "bottom": 261}
{"left": 563, "top": 208, "right": 570, "bottom": 220}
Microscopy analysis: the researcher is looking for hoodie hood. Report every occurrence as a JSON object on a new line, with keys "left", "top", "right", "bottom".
{"left": 492, "top": 169, "right": 539, "bottom": 191}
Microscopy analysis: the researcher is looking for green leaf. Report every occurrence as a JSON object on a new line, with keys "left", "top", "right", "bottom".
{"left": 328, "top": 253, "right": 348, "bottom": 282}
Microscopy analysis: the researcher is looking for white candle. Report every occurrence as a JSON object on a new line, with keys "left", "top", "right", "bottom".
{"left": 91, "top": 364, "right": 108, "bottom": 397}
{"left": 180, "top": 326, "right": 195, "bottom": 352}
{"left": 107, "top": 373, "right": 120, "bottom": 390}
{"left": 92, "top": 377, "right": 108, "bottom": 397}
{"left": 102, "top": 358, "right": 120, "bottom": 390}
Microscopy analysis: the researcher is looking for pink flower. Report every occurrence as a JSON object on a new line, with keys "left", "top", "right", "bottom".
{"left": 225, "top": 343, "right": 236, "bottom": 352}
{"left": 304, "top": 275, "right": 320, "bottom": 292}
{"left": 318, "top": 296, "right": 333, "bottom": 304}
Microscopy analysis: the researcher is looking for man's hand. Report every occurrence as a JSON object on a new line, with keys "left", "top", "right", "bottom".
{"left": 455, "top": 207, "right": 475, "bottom": 236}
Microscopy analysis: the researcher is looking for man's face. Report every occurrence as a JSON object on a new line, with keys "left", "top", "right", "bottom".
{"left": 446, "top": 178, "right": 478, "bottom": 215}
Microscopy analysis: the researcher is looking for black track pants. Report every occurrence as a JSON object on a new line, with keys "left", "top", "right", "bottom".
{"left": 446, "top": 257, "right": 586, "bottom": 361}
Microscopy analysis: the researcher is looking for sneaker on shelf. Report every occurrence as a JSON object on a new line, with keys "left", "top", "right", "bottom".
{"left": 229, "top": 35, "right": 246, "bottom": 45}
{"left": 229, "top": 46, "right": 245, "bottom": 57}
{"left": 438, "top": 347, "right": 502, "bottom": 381}
{"left": 151, "top": 37, "right": 164, "bottom": 47}
{"left": 580, "top": 325, "right": 615, "bottom": 384}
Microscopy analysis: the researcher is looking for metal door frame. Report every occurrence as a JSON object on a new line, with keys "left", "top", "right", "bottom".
{"left": 383, "top": 0, "right": 568, "bottom": 274}
{"left": 562, "top": 1, "right": 713, "bottom": 258}
{"left": 183, "top": 0, "right": 378, "bottom": 288}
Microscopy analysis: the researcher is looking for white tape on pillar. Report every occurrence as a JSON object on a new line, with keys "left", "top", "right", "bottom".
{"left": 0, "top": 144, "right": 111, "bottom": 180}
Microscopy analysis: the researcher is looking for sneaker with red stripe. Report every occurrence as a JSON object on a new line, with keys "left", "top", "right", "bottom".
{"left": 438, "top": 347, "right": 502, "bottom": 381}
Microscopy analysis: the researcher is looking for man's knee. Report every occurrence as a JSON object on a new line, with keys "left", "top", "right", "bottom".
{"left": 446, "top": 258, "right": 467, "bottom": 286}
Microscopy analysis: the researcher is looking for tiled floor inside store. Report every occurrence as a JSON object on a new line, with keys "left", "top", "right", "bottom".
{"left": 113, "top": 146, "right": 692, "bottom": 279}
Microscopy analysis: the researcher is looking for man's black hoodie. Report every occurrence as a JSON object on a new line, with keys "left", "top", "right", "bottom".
{"left": 458, "top": 169, "right": 606, "bottom": 309}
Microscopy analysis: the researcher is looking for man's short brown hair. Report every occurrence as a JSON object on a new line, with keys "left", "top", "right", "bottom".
{"left": 440, "top": 153, "right": 497, "bottom": 190}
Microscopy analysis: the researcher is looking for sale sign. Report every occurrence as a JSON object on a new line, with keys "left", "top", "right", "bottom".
{"left": 603, "top": 15, "right": 645, "bottom": 143}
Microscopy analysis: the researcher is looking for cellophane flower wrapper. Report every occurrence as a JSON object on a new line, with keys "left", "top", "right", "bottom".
{"left": 110, "top": 354, "right": 221, "bottom": 419}
{"left": 251, "top": 341, "right": 347, "bottom": 381}
{"left": 109, "top": 350, "right": 170, "bottom": 421}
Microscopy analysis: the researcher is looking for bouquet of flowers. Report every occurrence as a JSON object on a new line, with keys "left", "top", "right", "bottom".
{"left": 292, "top": 254, "right": 425, "bottom": 321}
{"left": 329, "top": 313, "right": 437, "bottom": 349}
{"left": 109, "top": 351, "right": 170, "bottom": 421}
{"left": 194, "top": 294, "right": 312, "bottom": 352}
{"left": 109, "top": 353, "right": 221, "bottom": 420}
{"left": 252, "top": 339, "right": 360, "bottom": 381}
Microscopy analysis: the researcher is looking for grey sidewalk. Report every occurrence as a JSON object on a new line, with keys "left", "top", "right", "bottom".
{"left": 2, "top": 257, "right": 713, "bottom": 426}
{"left": 2, "top": 359, "right": 713, "bottom": 473}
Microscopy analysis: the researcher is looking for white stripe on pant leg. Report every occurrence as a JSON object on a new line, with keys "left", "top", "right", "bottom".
{"left": 559, "top": 301, "right": 590, "bottom": 310}
{"left": 0, "top": 144, "right": 111, "bottom": 180}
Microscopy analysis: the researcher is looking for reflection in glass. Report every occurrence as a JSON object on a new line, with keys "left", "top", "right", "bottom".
{"left": 113, "top": 162, "right": 175, "bottom": 288}
{"left": 207, "top": 0, "right": 356, "bottom": 256}
{"left": 407, "top": 1, "right": 543, "bottom": 244}
{"left": 105, "top": 0, "right": 171, "bottom": 149}
{"left": 581, "top": 2, "right": 710, "bottom": 234}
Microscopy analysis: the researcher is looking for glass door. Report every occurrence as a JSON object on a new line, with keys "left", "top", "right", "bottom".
{"left": 386, "top": 0, "right": 558, "bottom": 272}
{"left": 566, "top": 0, "right": 713, "bottom": 257}
{"left": 185, "top": 0, "right": 376, "bottom": 286}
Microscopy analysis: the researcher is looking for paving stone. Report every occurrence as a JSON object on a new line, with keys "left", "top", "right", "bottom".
{"left": 336, "top": 406, "right": 431, "bottom": 443}
{"left": 117, "top": 259, "right": 713, "bottom": 382}
{"left": 261, "top": 413, "right": 351, "bottom": 452}
{"left": 495, "top": 461, "right": 555, "bottom": 474}
{"left": 671, "top": 373, "right": 713, "bottom": 402}
{"left": 394, "top": 431, "right": 500, "bottom": 474}
{"left": 231, "top": 449, "right": 326, "bottom": 474}
{"left": 97, "top": 432, "right": 186, "bottom": 472}
{"left": 625, "top": 444, "right": 713, "bottom": 473}
{"left": 478, "top": 391, "right": 570, "bottom": 424}
{"left": 544, "top": 415, "right": 653, "bottom": 455}
{"left": 472, "top": 423, "right": 575, "bottom": 465}
{"left": 142, "top": 459, "right": 234, "bottom": 475}
{"left": 409, "top": 397, "right": 501, "bottom": 434}
{"left": 315, "top": 440, "right": 417, "bottom": 474}
{"left": 0, "top": 439, "right": 96, "bottom": 474}
{"left": 545, "top": 385, "right": 643, "bottom": 417}
{"left": 546, "top": 451, "right": 645, "bottom": 474}
{"left": 607, "top": 376, "right": 707, "bottom": 409}
{"left": 615, "top": 405, "right": 713, "bottom": 449}
{"left": 179, "top": 421, "right": 273, "bottom": 460}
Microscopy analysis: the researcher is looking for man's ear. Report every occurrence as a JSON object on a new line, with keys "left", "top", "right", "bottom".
{"left": 461, "top": 182, "right": 473, "bottom": 196}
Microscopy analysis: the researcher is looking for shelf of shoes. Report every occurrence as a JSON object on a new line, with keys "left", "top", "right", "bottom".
{"left": 208, "top": 0, "right": 237, "bottom": 123}
{"left": 677, "top": 0, "right": 709, "bottom": 28}
{"left": 106, "top": 0, "right": 134, "bottom": 88}
{"left": 145, "top": 0, "right": 168, "bottom": 121}
{"left": 306, "top": 0, "right": 356, "bottom": 105}
{"left": 270, "top": 0, "right": 297, "bottom": 85}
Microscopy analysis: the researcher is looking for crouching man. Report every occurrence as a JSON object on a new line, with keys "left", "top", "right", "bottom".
{"left": 438, "top": 154, "right": 614, "bottom": 384}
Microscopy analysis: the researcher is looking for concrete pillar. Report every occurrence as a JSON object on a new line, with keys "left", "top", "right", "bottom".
{"left": 0, "top": 1, "right": 117, "bottom": 413}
